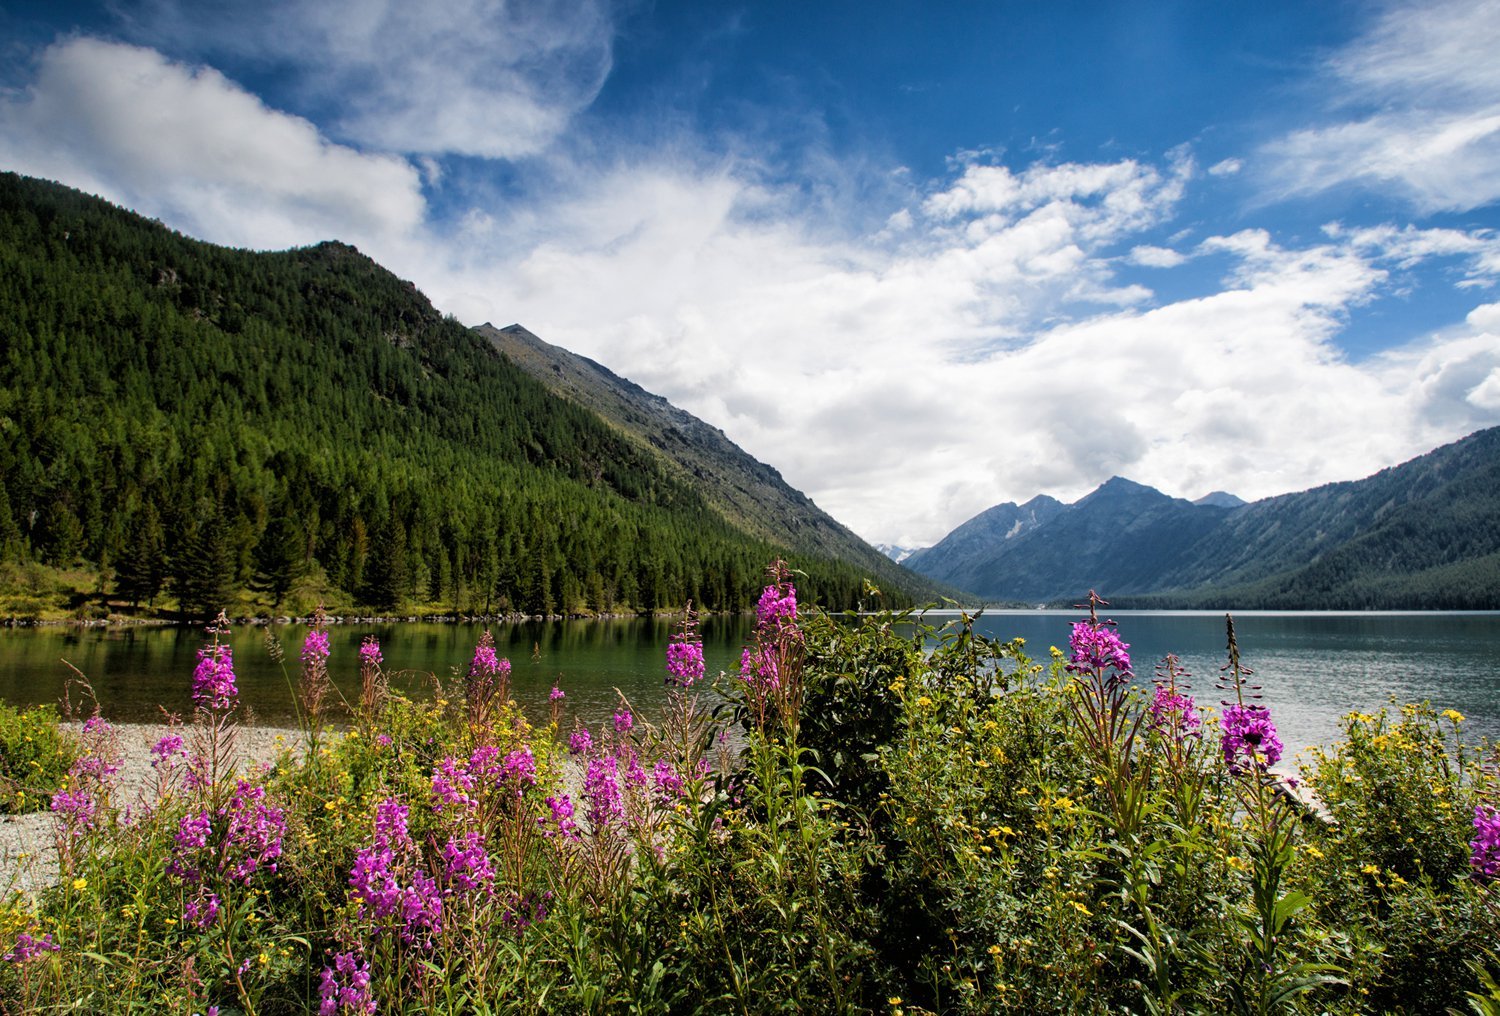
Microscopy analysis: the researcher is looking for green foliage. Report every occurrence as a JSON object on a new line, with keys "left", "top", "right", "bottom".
{"left": 0, "top": 701, "right": 76, "bottom": 813}
{"left": 2, "top": 598, "right": 1496, "bottom": 1014}
{"left": 1299, "top": 703, "right": 1495, "bottom": 1013}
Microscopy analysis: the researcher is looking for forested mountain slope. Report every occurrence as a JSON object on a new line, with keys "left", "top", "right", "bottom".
{"left": 0, "top": 172, "right": 915, "bottom": 617}
{"left": 480, "top": 324, "right": 947, "bottom": 602}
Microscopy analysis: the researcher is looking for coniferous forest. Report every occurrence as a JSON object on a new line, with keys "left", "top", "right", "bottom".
{"left": 0, "top": 172, "right": 915, "bottom": 619}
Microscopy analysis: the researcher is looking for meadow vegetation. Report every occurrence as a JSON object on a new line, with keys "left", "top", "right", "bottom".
{"left": 0, "top": 565, "right": 1497, "bottom": 1014}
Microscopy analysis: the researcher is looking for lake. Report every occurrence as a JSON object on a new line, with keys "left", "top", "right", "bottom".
{"left": 0, "top": 610, "right": 1496, "bottom": 762}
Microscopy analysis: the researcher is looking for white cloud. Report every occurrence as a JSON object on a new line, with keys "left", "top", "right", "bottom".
{"left": 0, "top": 37, "right": 425, "bottom": 250}
{"left": 1208, "top": 157, "right": 1243, "bottom": 177}
{"left": 1262, "top": 0, "right": 1500, "bottom": 212}
{"left": 1130, "top": 244, "right": 1188, "bottom": 268}
{"left": 130, "top": 0, "right": 615, "bottom": 158}
{"left": 419, "top": 154, "right": 1499, "bottom": 547}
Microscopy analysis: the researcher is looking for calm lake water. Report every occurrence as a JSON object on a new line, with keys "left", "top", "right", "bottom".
{"left": 0, "top": 611, "right": 1496, "bottom": 761}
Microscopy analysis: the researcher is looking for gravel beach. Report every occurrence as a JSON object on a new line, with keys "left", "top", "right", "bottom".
{"left": 0, "top": 721, "right": 303, "bottom": 895}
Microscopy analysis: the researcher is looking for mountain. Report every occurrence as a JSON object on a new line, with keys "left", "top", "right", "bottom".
{"left": 0, "top": 171, "right": 931, "bottom": 618}
{"left": 478, "top": 323, "right": 935, "bottom": 601}
{"left": 875, "top": 543, "right": 919, "bottom": 564}
{"left": 904, "top": 495, "right": 1064, "bottom": 594}
{"left": 905, "top": 428, "right": 1500, "bottom": 609}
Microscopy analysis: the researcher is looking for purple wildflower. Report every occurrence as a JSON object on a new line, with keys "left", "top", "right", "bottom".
{"left": 358, "top": 636, "right": 383, "bottom": 670}
{"left": 50, "top": 788, "right": 98, "bottom": 835}
{"left": 192, "top": 643, "right": 238, "bottom": 711}
{"left": 318, "top": 951, "right": 376, "bottom": 1016}
{"left": 1220, "top": 703, "right": 1284, "bottom": 774}
{"left": 613, "top": 708, "right": 634, "bottom": 734}
{"left": 150, "top": 733, "right": 187, "bottom": 768}
{"left": 374, "top": 797, "right": 411, "bottom": 850}
{"left": 501, "top": 747, "right": 537, "bottom": 794}
{"left": 550, "top": 684, "right": 565, "bottom": 702}
{"left": 544, "top": 794, "right": 580, "bottom": 840}
{"left": 3, "top": 930, "right": 59, "bottom": 963}
{"left": 755, "top": 583, "right": 798, "bottom": 626}
{"left": 739, "top": 646, "right": 781, "bottom": 691}
{"left": 441, "top": 831, "right": 495, "bottom": 893}
{"left": 653, "top": 760, "right": 686, "bottom": 802}
{"left": 301, "top": 629, "right": 331, "bottom": 667}
{"left": 472, "top": 643, "right": 500, "bottom": 677}
{"left": 1067, "top": 622, "right": 1132, "bottom": 675}
{"left": 222, "top": 780, "right": 285, "bottom": 883}
{"left": 183, "top": 890, "right": 221, "bottom": 929}
{"left": 667, "top": 638, "right": 706, "bottom": 688}
{"left": 1473, "top": 804, "right": 1500, "bottom": 881}
{"left": 583, "top": 756, "right": 623, "bottom": 830}
{"left": 568, "top": 728, "right": 593, "bottom": 755}
{"left": 1148, "top": 684, "right": 1201, "bottom": 738}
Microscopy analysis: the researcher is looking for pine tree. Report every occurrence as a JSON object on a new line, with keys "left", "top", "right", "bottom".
{"left": 250, "top": 512, "right": 304, "bottom": 610}
{"left": 174, "top": 503, "right": 234, "bottom": 619}
{"left": 114, "top": 503, "right": 167, "bottom": 608}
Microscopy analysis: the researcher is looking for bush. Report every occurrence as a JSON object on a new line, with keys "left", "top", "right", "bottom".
{"left": 0, "top": 701, "right": 77, "bottom": 813}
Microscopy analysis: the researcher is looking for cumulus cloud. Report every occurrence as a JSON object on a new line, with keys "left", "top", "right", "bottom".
{"left": 1130, "top": 244, "right": 1188, "bottom": 268}
{"left": 420, "top": 152, "right": 1499, "bottom": 546}
{"left": 128, "top": 0, "right": 615, "bottom": 158}
{"left": 1262, "top": 0, "right": 1500, "bottom": 212}
{"left": 0, "top": 37, "right": 425, "bottom": 250}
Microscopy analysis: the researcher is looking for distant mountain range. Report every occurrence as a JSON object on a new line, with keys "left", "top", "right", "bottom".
{"left": 904, "top": 427, "right": 1500, "bottom": 609}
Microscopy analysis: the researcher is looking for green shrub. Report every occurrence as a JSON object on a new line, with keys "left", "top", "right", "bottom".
{"left": 0, "top": 700, "right": 77, "bottom": 813}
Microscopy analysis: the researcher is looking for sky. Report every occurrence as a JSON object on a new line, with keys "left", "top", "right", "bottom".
{"left": 3, "top": 1, "right": 1500, "bottom": 549}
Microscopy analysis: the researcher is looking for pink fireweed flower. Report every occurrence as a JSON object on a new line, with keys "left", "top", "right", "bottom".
{"left": 192, "top": 643, "right": 238, "bottom": 711}
{"left": 301, "top": 629, "right": 331, "bottom": 667}
{"left": 50, "top": 788, "right": 98, "bottom": 835}
{"left": 1473, "top": 804, "right": 1500, "bottom": 881}
{"left": 357, "top": 637, "right": 382, "bottom": 669}
{"left": 755, "top": 583, "right": 798, "bottom": 626}
{"left": 183, "top": 890, "right": 221, "bottom": 929}
{"left": 666, "top": 638, "right": 706, "bottom": 688}
{"left": 221, "top": 780, "right": 286, "bottom": 883}
{"left": 550, "top": 684, "right": 565, "bottom": 702}
{"left": 373, "top": 797, "right": 412, "bottom": 851}
{"left": 568, "top": 728, "right": 593, "bottom": 755}
{"left": 470, "top": 636, "right": 511, "bottom": 680}
{"left": 150, "top": 733, "right": 187, "bottom": 768}
{"left": 613, "top": 708, "right": 634, "bottom": 734}
{"left": 1220, "top": 703, "right": 1284, "bottom": 774}
{"left": 653, "top": 760, "right": 686, "bottom": 802}
{"left": 739, "top": 646, "right": 781, "bottom": 691}
{"left": 3, "top": 929, "right": 59, "bottom": 963}
{"left": 441, "top": 831, "right": 496, "bottom": 894}
{"left": 1148, "top": 685, "right": 1201, "bottom": 739}
{"left": 544, "top": 794, "right": 580, "bottom": 840}
{"left": 583, "top": 756, "right": 623, "bottom": 830}
{"left": 318, "top": 951, "right": 376, "bottom": 1016}
{"left": 501, "top": 747, "right": 537, "bottom": 795}
{"left": 1067, "top": 622, "right": 1132, "bottom": 675}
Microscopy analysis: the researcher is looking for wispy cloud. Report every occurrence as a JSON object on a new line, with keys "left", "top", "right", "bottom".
{"left": 126, "top": 0, "right": 617, "bottom": 158}
{"left": 1262, "top": 0, "right": 1500, "bottom": 212}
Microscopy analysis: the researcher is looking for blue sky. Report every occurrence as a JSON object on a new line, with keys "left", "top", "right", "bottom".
{"left": 3, "top": 0, "right": 1499, "bottom": 547}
